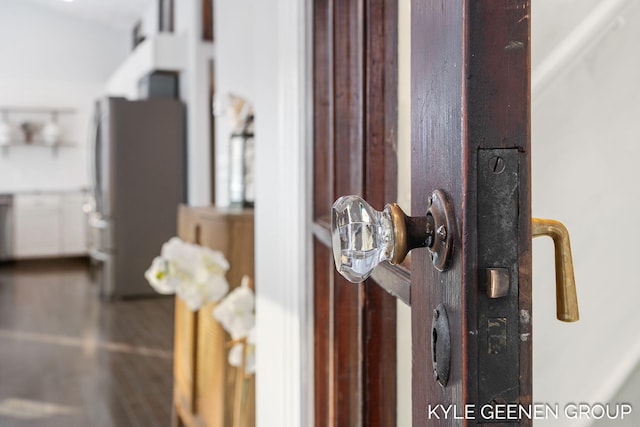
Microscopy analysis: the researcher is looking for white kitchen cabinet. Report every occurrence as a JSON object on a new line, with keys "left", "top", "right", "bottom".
{"left": 13, "top": 191, "right": 87, "bottom": 259}
{"left": 14, "top": 194, "right": 62, "bottom": 258}
{"left": 60, "top": 192, "right": 86, "bottom": 255}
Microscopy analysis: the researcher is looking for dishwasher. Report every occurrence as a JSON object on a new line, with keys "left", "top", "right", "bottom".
{"left": 0, "top": 194, "right": 13, "bottom": 261}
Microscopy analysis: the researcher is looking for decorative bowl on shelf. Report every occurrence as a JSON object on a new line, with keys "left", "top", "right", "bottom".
{"left": 21, "top": 121, "right": 40, "bottom": 144}
{"left": 42, "top": 119, "right": 60, "bottom": 146}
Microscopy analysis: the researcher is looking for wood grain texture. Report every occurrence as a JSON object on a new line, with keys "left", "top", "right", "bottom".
{"left": 362, "top": 0, "right": 398, "bottom": 425}
{"left": 411, "top": 1, "right": 465, "bottom": 423}
{"left": 313, "top": 240, "right": 333, "bottom": 427}
{"left": 332, "top": 1, "right": 364, "bottom": 424}
{"left": 173, "top": 298, "right": 199, "bottom": 420}
{"left": 364, "top": 0, "right": 398, "bottom": 208}
{"left": 312, "top": 0, "right": 400, "bottom": 424}
{"left": 467, "top": 1, "right": 532, "bottom": 421}
{"left": 202, "top": 0, "right": 213, "bottom": 41}
{"left": 411, "top": 0, "right": 531, "bottom": 425}
{"left": 333, "top": 0, "right": 364, "bottom": 197}
{"left": 0, "top": 259, "right": 174, "bottom": 427}
{"left": 312, "top": 1, "right": 335, "bottom": 425}
{"left": 174, "top": 206, "right": 255, "bottom": 427}
{"left": 313, "top": 0, "right": 334, "bottom": 220}
{"left": 361, "top": 283, "right": 397, "bottom": 427}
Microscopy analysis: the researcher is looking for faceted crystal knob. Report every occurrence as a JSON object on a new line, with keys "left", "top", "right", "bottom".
{"left": 331, "top": 191, "right": 455, "bottom": 282}
{"left": 332, "top": 193, "right": 452, "bottom": 282}
{"left": 331, "top": 196, "right": 397, "bottom": 283}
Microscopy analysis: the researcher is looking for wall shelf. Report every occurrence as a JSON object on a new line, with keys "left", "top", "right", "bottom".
{"left": 0, "top": 107, "right": 77, "bottom": 156}
{"left": 1, "top": 141, "right": 76, "bottom": 156}
{"left": 0, "top": 107, "right": 76, "bottom": 115}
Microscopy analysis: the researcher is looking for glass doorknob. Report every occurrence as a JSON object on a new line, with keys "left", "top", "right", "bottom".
{"left": 331, "top": 190, "right": 454, "bottom": 283}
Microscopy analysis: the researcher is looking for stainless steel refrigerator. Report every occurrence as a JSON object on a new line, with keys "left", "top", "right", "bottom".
{"left": 86, "top": 97, "right": 185, "bottom": 298}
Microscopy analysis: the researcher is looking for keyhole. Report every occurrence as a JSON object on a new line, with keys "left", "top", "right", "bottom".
{"left": 432, "top": 327, "right": 438, "bottom": 366}
{"left": 431, "top": 303, "right": 450, "bottom": 387}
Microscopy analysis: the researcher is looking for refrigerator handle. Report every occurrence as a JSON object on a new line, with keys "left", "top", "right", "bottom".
{"left": 86, "top": 107, "right": 97, "bottom": 204}
{"left": 86, "top": 104, "right": 101, "bottom": 215}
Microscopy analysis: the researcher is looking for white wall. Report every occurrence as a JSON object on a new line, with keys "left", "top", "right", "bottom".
{"left": 215, "top": 0, "right": 312, "bottom": 424}
{"left": 213, "top": 0, "right": 256, "bottom": 207}
{"left": 253, "top": 0, "right": 312, "bottom": 425}
{"left": 105, "top": 33, "right": 187, "bottom": 100}
{"left": 396, "top": 1, "right": 412, "bottom": 426}
{"left": 0, "top": 80, "right": 102, "bottom": 193}
{"left": 0, "top": 1, "right": 127, "bottom": 83}
{"left": 0, "top": 0, "right": 128, "bottom": 192}
{"left": 175, "top": 0, "right": 214, "bottom": 206}
{"left": 103, "top": 0, "right": 212, "bottom": 206}
{"left": 532, "top": 1, "right": 640, "bottom": 425}
{"left": 141, "top": 0, "right": 160, "bottom": 38}
{"left": 214, "top": 0, "right": 312, "bottom": 425}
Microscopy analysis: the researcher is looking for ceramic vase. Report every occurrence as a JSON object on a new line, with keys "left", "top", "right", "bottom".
{"left": 42, "top": 119, "right": 60, "bottom": 146}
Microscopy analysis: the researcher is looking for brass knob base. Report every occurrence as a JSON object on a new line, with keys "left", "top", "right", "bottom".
{"left": 387, "top": 189, "right": 454, "bottom": 271}
{"left": 427, "top": 190, "right": 454, "bottom": 271}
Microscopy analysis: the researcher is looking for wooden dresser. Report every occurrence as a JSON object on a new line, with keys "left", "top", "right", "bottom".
{"left": 172, "top": 205, "right": 255, "bottom": 427}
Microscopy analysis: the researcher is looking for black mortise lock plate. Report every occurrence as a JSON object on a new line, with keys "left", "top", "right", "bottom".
{"left": 477, "top": 148, "right": 521, "bottom": 423}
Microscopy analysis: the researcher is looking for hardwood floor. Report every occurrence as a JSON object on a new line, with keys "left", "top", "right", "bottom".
{"left": 0, "top": 259, "right": 174, "bottom": 427}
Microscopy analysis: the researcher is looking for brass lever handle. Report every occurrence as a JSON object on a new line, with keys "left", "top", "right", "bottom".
{"left": 532, "top": 218, "right": 579, "bottom": 322}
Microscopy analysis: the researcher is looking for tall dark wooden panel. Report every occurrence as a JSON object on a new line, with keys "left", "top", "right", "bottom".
{"left": 313, "top": 0, "right": 531, "bottom": 425}
{"left": 202, "top": 0, "right": 213, "bottom": 41}
{"left": 312, "top": 0, "right": 399, "bottom": 425}
{"left": 411, "top": 0, "right": 531, "bottom": 425}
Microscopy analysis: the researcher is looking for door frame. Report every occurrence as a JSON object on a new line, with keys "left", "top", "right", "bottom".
{"left": 309, "top": 0, "right": 532, "bottom": 426}
{"left": 257, "top": 0, "right": 532, "bottom": 426}
{"left": 311, "top": 0, "right": 400, "bottom": 425}
{"left": 254, "top": 0, "right": 315, "bottom": 426}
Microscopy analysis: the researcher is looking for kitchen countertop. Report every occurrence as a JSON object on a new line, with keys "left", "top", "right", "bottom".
{"left": 0, "top": 188, "right": 88, "bottom": 196}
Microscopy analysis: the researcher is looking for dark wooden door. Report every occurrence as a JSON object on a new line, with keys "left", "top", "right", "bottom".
{"left": 313, "top": 0, "right": 399, "bottom": 425}
{"left": 411, "top": 1, "right": 531, "bottom": 425}
{"left": 312, "top": 1, "right": 531, "bottom": 426}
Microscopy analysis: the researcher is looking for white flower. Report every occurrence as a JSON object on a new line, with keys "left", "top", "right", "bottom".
{"left": 194, "top": 246, "right": 230, "bottom": 302}
{"left": 213, "top": 276, "right": 255, "bottom": 339}
{"left": 161, "top": 237, "right": 201, "bottom": 272}
{"left": 175, "top": 281, "right": 206, "bottom": 311}
{"left": 196, "top": 269, "right": 229, "bottom": 302}
{"left": 200, "top": 246, "right": 230, "bottom": 272}
{"left": 145, "top": 237, "right": 230, "bottom": 311}
{"left": 144, "top": 257, "right": 175, "bottom": 294}
{"left": 228, "top": 327, "right": 255, "bottom": 374}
